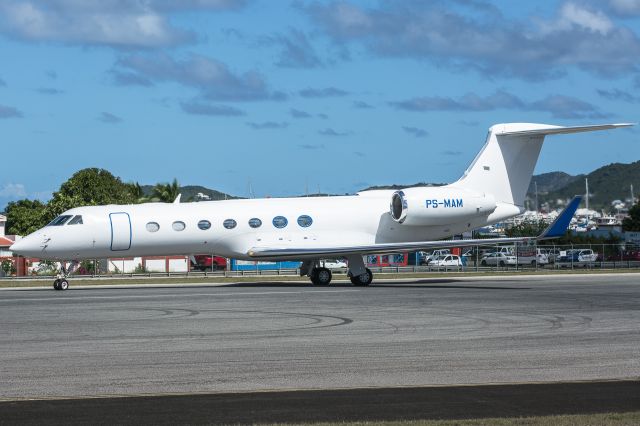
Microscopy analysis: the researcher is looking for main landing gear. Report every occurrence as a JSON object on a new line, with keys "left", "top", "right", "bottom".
{"left": 53, "top": 261, "right": 79, "bottom": 291}
{"left": 349, "top": 268, "right": 373, "bottom": 286}
{"left": 310, "top": 267, "right": 332, "bottom": 286}
{"left": 301, "top": 256, "right": 374, "bottom": 286}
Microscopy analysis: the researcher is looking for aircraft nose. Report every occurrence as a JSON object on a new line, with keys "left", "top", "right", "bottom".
{"left": 10, "top": 236, "right": 40, "bottom": 257}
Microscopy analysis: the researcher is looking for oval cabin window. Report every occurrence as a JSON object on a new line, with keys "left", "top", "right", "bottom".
{"left": 146, "top": 222, "right": 160, "bottom": 232}
{"left": 297, "top": 215, "right": 313, "bottom": 227}
{"left": 223, "top": 219, "right": 237, "bottom": 229}
{"left": 248, "top": 218, "right": 262, "bottom": 228}
{"left": 272, "top": 216, "right": 288, "bottom": 229}
{"left": 198, "top": 220, "right": 211, "bottom": 230}
{"left": 172, "top": 221, "right": 186, "bottom": 231}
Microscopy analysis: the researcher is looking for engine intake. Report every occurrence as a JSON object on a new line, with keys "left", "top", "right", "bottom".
{"left": 389, "top": 187, "right": 496, "bottom": 226}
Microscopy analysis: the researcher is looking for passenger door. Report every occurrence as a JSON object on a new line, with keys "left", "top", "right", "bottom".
{"left": 109, "top": 212, "right": 131, "bottom": 251}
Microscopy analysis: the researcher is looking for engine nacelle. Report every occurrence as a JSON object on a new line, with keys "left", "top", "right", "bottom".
{"left": 389, "top": 187, "right": 496, "bottom": 226}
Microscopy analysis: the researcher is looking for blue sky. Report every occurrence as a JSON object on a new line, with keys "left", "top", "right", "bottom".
{"left": 0, "top": 0, "right": 639, "bottom": 207}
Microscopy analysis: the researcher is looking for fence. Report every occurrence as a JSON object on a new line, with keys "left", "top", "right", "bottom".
{"left": 1, "top": 243, "right": 639, "bottom": 280}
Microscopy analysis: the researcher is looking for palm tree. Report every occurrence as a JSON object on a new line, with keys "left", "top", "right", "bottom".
{"left": 128, "top": 182, "right": 148, "bottom": 203}
{"left": 152, "top": 178, "right": 181, "bottom": 203}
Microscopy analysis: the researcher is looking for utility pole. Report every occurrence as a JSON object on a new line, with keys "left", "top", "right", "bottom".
{"left": 247, "top": 179, "right": 255, "bottom": 199}
{"left": 534, "top": 181, "right": 539, "bottom": 214}
{"left": 585, "top": 178, "right": 590, "bottom": 229}
{"left": 585, "top": 178, "right": 589, "bottom": 211}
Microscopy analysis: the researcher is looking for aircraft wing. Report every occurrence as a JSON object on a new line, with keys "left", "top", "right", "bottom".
{"left": 248, "top": 196, "right": 581, "bottom": 260}
{"left": 496, "top": 123, "right": 634, "bottom": 137}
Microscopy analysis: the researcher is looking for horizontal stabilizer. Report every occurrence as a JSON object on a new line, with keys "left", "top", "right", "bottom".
{"left": 496, "top": 123, "right": 634, "bottom": 137}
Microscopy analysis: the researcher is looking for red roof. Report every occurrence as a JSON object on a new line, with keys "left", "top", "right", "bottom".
{"left": 0, "top": 236, "right": 14, "bottom": 247}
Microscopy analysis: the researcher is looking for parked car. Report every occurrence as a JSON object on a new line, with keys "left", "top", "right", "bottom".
{"left": 480, "top": 252, "right": 517, "bottom": 267}
{"left": 191, "top": 255, "right": 227, "bottom": 271}
{"left": 490, "top": 246, "right": 514, "bottom": 255}
{"left": 559, "top": 249, "right": 598, "bottom": 263}
{"left": 430, "top": 254, "right": 464, "bottom": 267}
{"left": 514, "top": 247, "right": 549, "bottom": 265}
{"left": 607, "top": 250, "right": 640, "bottom": 261}
{"left": 539, "top": 248, "right": 561, "bottom": 263}
{"left": 321, "top": 259, "right": 348, "bottom": 269}
{"left": 420, "top": 249, "right": 451, "bottom": 265}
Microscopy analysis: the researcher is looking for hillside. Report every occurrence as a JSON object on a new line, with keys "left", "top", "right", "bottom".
{"left": 361, "top": 162, "right": 639, "bottom": 212}
{"left": 141, "top": 185, "right": 240, "bottom": 201}
{"left": 527, "top": 171, "right": 579, "bottom": 194}
{"left": 360, "top": 182, "right": 446, "bottom": 191}
{"left": 535, "top": 161, "right": 640, "bottom": 210}
{"left": 136, "top": 162, "right": 639, "bottom": 211}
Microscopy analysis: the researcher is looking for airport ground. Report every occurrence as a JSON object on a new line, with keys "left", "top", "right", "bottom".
{"left": 0, "top": 272, "right": 639, "bottom": 424}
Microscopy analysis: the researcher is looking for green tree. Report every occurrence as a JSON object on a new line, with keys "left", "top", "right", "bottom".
{"left": 622, "top": 201, "right": 640, "bottom": 231}
{"left": 47, "top": 168, "right": 136, "bottom": 217}
{"left": 151, "top": 178, "right": 180, "bottom": 203}
{"left": 127, "top": 182, "right": 147, "bottom": 203}
{"left": 505, "top": 220, "right": 548, "bottom": 238}
{"left": 5, "top": 199, "right": 48, "bottom": 235}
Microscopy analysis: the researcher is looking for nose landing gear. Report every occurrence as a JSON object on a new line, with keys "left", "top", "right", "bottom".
{"left": 53, "top": 279, "right": 69, "bottom": 291}
{"left": 53, "top": 261, "right": 79, "bottom": 291}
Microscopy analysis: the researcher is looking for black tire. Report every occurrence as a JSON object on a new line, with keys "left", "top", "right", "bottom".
{"left": 311, "top": 267, "right": 332, "bottom": 286}
{"left": 499, "top": 261, "right": 505, "bottom": 267}
{"left": 350, "top": 268, "right": 373, "bottom": 286}
{"left": 531, "top": 260, "right": 537, "bottom": 266}
{"left": 481, "top": 260, "right": 487, "bottom": 266}
{"left": 59, "top": 279, "right": 69, "bottom": 290}
{"left": 53, "top": 279, "right": 60, "bottom": 290}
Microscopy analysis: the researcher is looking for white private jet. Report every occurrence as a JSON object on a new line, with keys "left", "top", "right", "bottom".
{"left": 11, "top": 122, "right": 632, "bottom": 290}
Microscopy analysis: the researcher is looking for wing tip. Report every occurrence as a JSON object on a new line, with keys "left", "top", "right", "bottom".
{"left": 539, "top": 195, "right": 582, "bottom": 239}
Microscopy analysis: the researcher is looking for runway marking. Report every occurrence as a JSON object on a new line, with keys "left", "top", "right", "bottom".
{"left": 0, "top": 289, "right": 360, "bottom": 303}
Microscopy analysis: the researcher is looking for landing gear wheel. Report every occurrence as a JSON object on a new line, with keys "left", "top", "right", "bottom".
{"left": 59, "top": 279, "right": 69, "bottom": 290}
{"left": 53, "top": 279, "right": 60, "bottom": 290}
{"left": 350, "top": 268, "right": 373, "bottom": 286}
{"left": 310, "top": 267, "right": 332, "bottom": 286}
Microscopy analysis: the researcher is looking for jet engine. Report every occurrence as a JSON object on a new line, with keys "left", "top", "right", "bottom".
{"left": 389, "top": 187, "right": 496, "bottom": 226}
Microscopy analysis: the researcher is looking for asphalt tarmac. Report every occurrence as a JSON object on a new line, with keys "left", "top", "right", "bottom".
{"left": 1, "top": 273, "right": 639, "bottom": 423}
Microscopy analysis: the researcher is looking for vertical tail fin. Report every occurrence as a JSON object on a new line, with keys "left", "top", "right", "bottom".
{"left": 454, "top": 123, "right": 633, "bottom": 208}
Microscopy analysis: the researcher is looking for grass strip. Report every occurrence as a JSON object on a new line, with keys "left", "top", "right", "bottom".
{"left": 264, "top": 410, "right": 640, "bottom": 426}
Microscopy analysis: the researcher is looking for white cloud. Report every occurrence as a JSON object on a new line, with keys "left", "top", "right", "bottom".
{"left": 0, "top": 183, "right": 27, "bottom": 198}
{"left": 0, "top": 0, "right": 245, "bottom": 48}
{"left": 115, "top": 52, "right": 286, "bottom": 101}
{"left": 609, "top": 0, "right": 640, "bottom": 15}
{"left": 305, "top": 1, "right": 640, "bottom": 80}
{"left": 552, "top": 3, "right": 614, "bottom": 35}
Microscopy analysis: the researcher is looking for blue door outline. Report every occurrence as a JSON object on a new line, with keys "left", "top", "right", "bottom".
{"left": 110, "top": 212, "right": 132, "bottom": 251}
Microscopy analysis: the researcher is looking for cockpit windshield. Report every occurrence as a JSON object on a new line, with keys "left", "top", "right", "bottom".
{"left": 67, "top": 215, "right": 83, "bottom": 225}
{"left": 47, "top": 215, "right": 73, "bottom": 226}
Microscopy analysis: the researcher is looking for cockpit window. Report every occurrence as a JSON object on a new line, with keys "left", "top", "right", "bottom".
{"left": 47, "top": 215, "right": 72, "bottom": 226}
{"left": 68, "top": 215, "right": 83, "bottom": 225}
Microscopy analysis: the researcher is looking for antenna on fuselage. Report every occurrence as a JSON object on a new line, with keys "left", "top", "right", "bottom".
{"left": 173, "top": 194, "right": 181, "bottom": 204}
